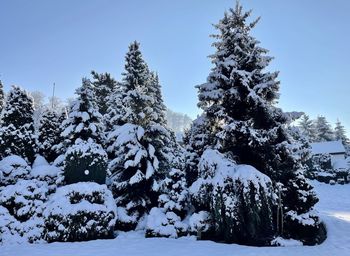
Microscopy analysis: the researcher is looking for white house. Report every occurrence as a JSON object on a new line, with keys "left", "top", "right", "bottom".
{"left": 310, "top": 140, "right": 347, "bottom": 168}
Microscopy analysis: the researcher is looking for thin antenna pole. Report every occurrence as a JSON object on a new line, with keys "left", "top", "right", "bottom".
{"left": 52, "top": 82, "right": 56, "bottom": 109}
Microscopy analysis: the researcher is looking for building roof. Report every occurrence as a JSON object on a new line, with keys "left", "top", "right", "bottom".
{"left": 310, "top": 140, "right": 346, "bottom": 155}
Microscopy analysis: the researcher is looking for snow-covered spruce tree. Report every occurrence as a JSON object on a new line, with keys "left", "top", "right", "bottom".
{"left": 0, "top": 80, "right": 4, "bottom": 113}
{"left": 334, "top": 119, "right": 349, "bottom": 145}
{"left": 144, "top": 71, "right": 175, "bottom": 176}
{"left": 104, "top": 82, "right": 127, "bottom": 131}
{"left": 184, "top": 114, "right": 214, "bottom": 186}
{"left": 121, "top": 41, "right": 154, "bottom": 126}
{"left": 90, "top": 70, "right": 117, "bottom": 115}
{"left": 59, "top": 78, "right": 107, "bottom": 185}
{"left": 59, "top": 78, "right": 105, "bottom": 149}
{"left": 298, "top": 114, "right": 316, "bottom": 142}
{"left": 0, "top": 86, "right": 36, "bottom": 162}
{"left": 314, "top": 116, "right": 334, "bottom": 142}
{"left": 107, "top": 42, "right": 178, "bottom": 231}
{"left": 37, "top": 109, "right": 66, "bottom": 163}
{"left": 107, "top": 124, "right": 159, "bottom": 230}
{"left": 193, "top": 3, "right": 325, "bottom": 245}
{"left": 145, "top": 166, "right": 189, "bottom": 238}
{"left": 148, "top": 72, "right": 167, "bottom": 125}
{"left": 146, "top": 141, "right": 189, "bottom": 238}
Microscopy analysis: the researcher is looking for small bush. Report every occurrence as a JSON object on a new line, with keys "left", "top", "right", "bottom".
{"left": 0, "top": 155, "right": 30, "bottom": 186}
{"left": 64, "top": 139, "right": 108, "bottom": 185}
{"left": 43, "top": 182, "right": 117, "bottom": 242}
{"left": 0, "top": 179, "right": 48, "bottom": 222}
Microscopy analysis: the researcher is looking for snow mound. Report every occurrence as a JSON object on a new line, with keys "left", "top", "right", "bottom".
{"left": 31, "top": 155, "right": 60, "bottom": 182}
{"left": 271, "top": 237, "right": 303, "bottom": 247}
{"left": 146, "top": 207, "right": 187, "bottom": 238}
{"left": 192, "top": 149, "right": 272, "bottom": 193}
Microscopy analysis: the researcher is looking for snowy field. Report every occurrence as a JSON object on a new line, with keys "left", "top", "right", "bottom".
{"left": 2, "top": 181, "right": 349, "bottom": 256}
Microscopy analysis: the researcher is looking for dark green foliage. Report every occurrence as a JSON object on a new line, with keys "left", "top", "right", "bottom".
{"left": 184, "top": 114, "right": 213, "bottom": 186}
{"left": 122, "top": 41, "right": 153, "bottom": 126}
{"left": 334, "top": 119, "right": 349, "bottom": 145}
{"left": 59, "top": 78, "right": 105, "bottom": 151}
{"left": 0, "top": 179, "right": 48, "bottom": 222}
{"left": 191, "top": 149, "right": 275, "bottom": 245}
{"left": 0, "top": 80, "right": 4, "bottom": 113}
{"left": 298, "top": 115, "right": 316, "bottom": 142}
{"left": 38, "top": 109, "right": 66, "bottom": 163}
{"left": 211, "top": 180, "right": 274, "bottom": 245}
{"left": 0, "top": 155, "right": 30, "bottom": 186}
{"left": 315, "top": 116, "right": 334, "bottom": 142}
{"left": 64, "top": 140, "right": 107, "bottom": 185}
{"left": 284, "top": 212, "right": 327, "bottom": 246}
{"left": 0, "top": 86, "right": 36, "bottom": 162}
{"left": 91, "top": 71, "right": 117, "bottom": 115}
{"left": 190, "top": 2, "right": 325, "bottom": 245}
{"left": 107, "top": 124, "right": 159, "bottom": 230}
{"left": 43, "top": 182, "right": 116, "bottom": 242}
{"left": 106, "top": 42, "right": 176, "bottom": 232}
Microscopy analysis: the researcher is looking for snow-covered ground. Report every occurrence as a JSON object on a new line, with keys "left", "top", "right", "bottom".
{"left": 2, "top": 181, "right": 349, "bottom": 256}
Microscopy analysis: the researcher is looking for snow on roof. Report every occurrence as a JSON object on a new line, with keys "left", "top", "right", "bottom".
{"left": 310, "top": 141, "right": 346, "bottom": 155}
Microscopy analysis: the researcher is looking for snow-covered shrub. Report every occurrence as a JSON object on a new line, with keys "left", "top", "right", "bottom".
{"left": 0, "top": 179, "right": 47, "bottom": 244}
{"left": 64, "top": 139, "right": 108, "bottom": 185}
{"left": 146, "top": 168, "right": 190, "bottom": 238}
{"left": 43, "top": 182, "right": 117, "bottom": 242}
{"left": 0, "top": 205, "right": 19, "bottom": 244}
{"left": 0, "top": 206, "right": 44, "bottom": 244}
{"left": 190, "top": 149, "right": 275, "bottom": 245}
{"left": 306, "top": 153, "right": 333, "bottom": 182}
{"left": 284, "top": 210, "right": 326, "bottom": 245}
{"left": 30, "top": 155, "right": 60, "bottom": 187}
{"left": 188, "top": 211, "right": 212, "bottom": 236}
{"left": 280, "top": 169, "right": 326, "bottom": 245}
{"left": 158, "top": 168, "right": 189, "bottom": 218}
{"left": 0, "top": 155, "right": 30, "bottom": 186}
{"left": 0, "top": 179, "right": 48, "bottom": 222}
{"left": 270, "top": 236, "right": 303, "bottom": 247}
{"left": 145, "top": 207, "right": 188, "bottom": 238}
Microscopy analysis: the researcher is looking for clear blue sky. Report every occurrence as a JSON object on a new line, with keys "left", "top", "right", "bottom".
{"left": 1, "top": 0, "right": 350, "bottom": 129}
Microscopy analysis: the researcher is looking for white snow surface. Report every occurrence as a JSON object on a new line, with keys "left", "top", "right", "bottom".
{"left": 2, "top": 181, "right": 350, "bottom": 256}
{"left": 31, "top": 155, "right": 60, "bottom": 179}
{"left": 310, "top": 140, "right": 346, "bottom": 155}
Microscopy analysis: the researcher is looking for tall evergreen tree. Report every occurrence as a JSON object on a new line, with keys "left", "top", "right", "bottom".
{"left": 191, "top": 3, "right": 324, "bottom": 244}
{"left": 122, "top": 41, "right": 154, "bottom": 127}
{"left": 298, "top": 114, "right": 316, "bottom": 142}
{"left": 0, "top": 86, "right": 36, "bottom": 162}
{"left": 0, "top": 80, "right": 4, "bottom": 113}
{"left": 314, "top": 116, "right": 334, "bottom": 142}
{"left": 104, "top": 83, "right": 127, "bottom": 131}
{"left": 106, "top": 42, "right": 179, "bottom": 229}
{"left": 90, "top": 71, "right": 117, "bottom": 115}
{"left": 184, "top": 114, "right": 213, "bottom": 186}
{"left": 334, "top": 119, "right": 349, "bottom": 145}
{"left": 58, "top": 78, "right": 107, "bottom": 185}
{"left": 37, "top": 109, "right": 66, "bottom": 162}
{"left": 58, "top": 78, "right": 105, "bottom": 152}
{"left": 148, "top": 72, "right": 167, "bottom": 125}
